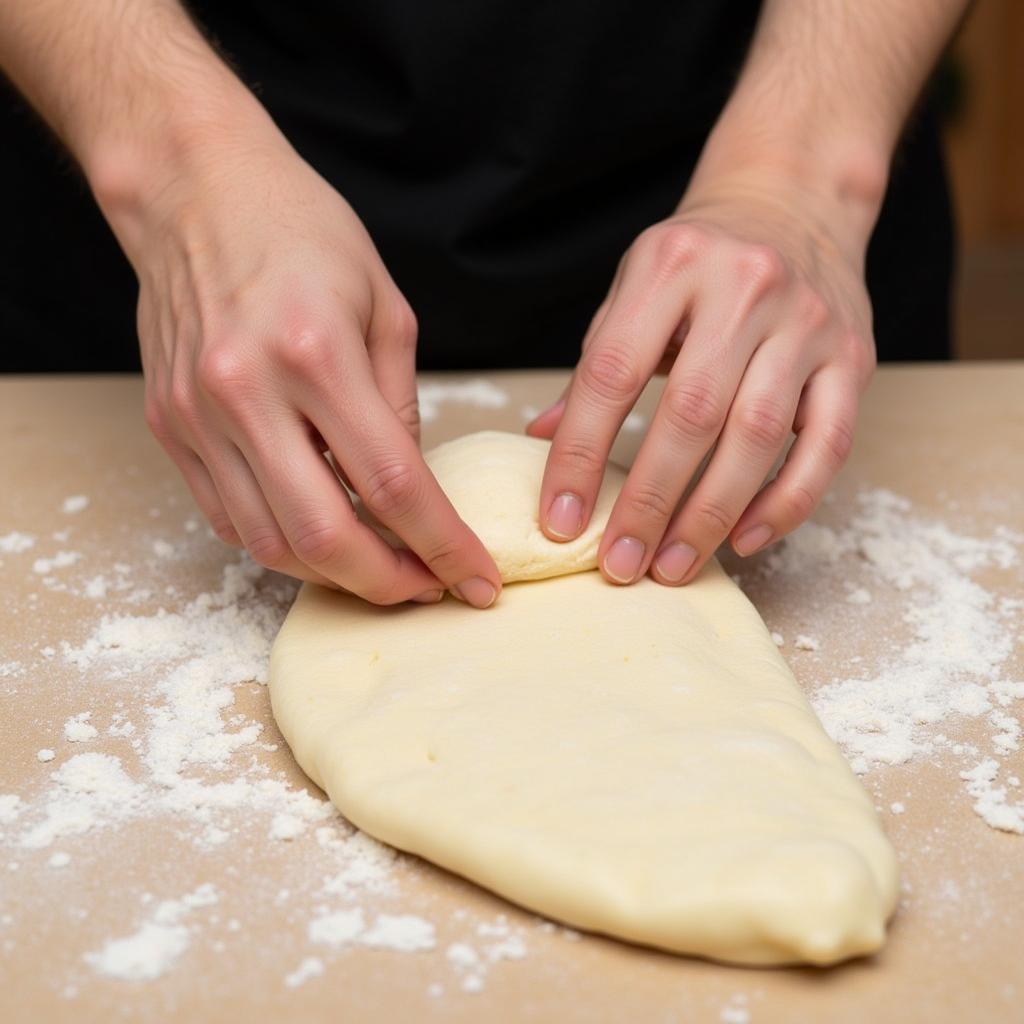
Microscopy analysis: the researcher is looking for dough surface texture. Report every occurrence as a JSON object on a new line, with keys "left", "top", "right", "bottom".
{"left": 270, "top": 431, "right": 898, "bottom": 965}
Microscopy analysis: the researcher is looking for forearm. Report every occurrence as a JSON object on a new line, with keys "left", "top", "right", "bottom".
{"left": 0, "top": 1, "right": 277, "bottom": 253}
{"left": 687, "top": 0, "right": 968, "bottom": 254}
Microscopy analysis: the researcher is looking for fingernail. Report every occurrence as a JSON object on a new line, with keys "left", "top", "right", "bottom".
{"left": 734, "top": 524, "right": 773, "bottom": 556}
{"left": 411, "top": 589, "right": 444, "bottom": 604}
{"left": 653, "top": 542, "right": 698, "bottom": 584}
{"left": 547, "top": 493, "right": 583, "bottom": 539}
{"left": 603, "top": 536, "right": 645, "bottom": 584}
{"left": 451, "top": 576, "right": 497, "bottom": 609}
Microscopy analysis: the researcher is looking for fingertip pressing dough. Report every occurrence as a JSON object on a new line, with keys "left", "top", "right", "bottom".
{"left": 270, "top": 431, "right": 899, "bottom": 966}
{"left": 423, "top": 431, "right": 627, "bottom": 582}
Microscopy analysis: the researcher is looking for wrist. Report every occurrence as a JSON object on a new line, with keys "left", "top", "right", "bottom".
{"left": 684, "top": 101, "right": 890, "bottom": 264}
{"left": 85, "top": 71, "right": 284, "bottom": 264}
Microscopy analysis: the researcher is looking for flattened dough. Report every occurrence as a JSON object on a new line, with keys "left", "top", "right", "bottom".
{"left": 270, "top": 432, "right": 898, "bottom": 965}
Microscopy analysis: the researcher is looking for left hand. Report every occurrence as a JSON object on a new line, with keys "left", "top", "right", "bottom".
{"left": 527, "top": 178, "right": 876, "bottom": 586}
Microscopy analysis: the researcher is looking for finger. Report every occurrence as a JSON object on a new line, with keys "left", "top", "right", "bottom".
{"left": 728, "top": 366, "right": 858, "bottom": 553}
{"left": 198, "top": 439, "right": 342, "bottom": 588}
{"left": 526, "top": 266, "right": 624, "bottom": 440}
{"left": 596, "top": 288, "right": 774, "bottom": 585}
{"left": 156, "top": 433, "right": 243, "bottom": 548}
{"left": 144, "top": 391, "right": 242, "bottom": 547}
{"left": 293, "top": 344, "right": 502, "bottom": 608}
{"left": 366, "top": 299, "right": 421, "bottom": 442}
{"left": 537, "top": 241, "right": 699, "bottom": 542}
{"left": 220, "top": 413, "right": 446, "bottom": 602}
{"left": 650, "top": 338, "right": 817, "bottom": 586}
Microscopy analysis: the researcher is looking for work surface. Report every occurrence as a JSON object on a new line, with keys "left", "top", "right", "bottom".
{"left": 1, "top": 365, "right": 1021, "bottom": 1023}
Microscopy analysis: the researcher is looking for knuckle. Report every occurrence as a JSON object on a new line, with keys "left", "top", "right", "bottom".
{"left": 624, "top": 484, "right": 675, "bottom": 523}
{"left": 361, "top": 461, "right": 424, "bottom": 522}
{"left": 387, "top": 301, "right": 419, "bottom": 350}
{"left": 794, "top": 287, "right": 831, "bottom": 335}
{"left": 692, "top": 497, "right": 735, "bottom": 536}
{"left": 290, "top": 515, "right": 343, "bottom": 565}
{"left": 276, "top": 324, "right": 335, "bottom": 377}
{"left": 196, "top": 345, "right": 250, "bottom": 405}
{"left": 579, "top": 344, "right": 642, "bottom": 404}
{"left": 646, "top": 222, "right": 705, "bottom": 271}
{"left": 780, "top": 484, "right": 817, "bottom": 523}
{"left": 735, "top": 396, "right": 792, "bottom": 451}
{"left": 843, "top": 329, "right": 876, "bottom": 383}
{"left": 661, "top": 373, "right": 726, "bottom": 440}
{"left": 820, "top": 416, "right": 855, "bottom": 467}
{"left": 144, "top": 396, "right": 171, "bottom": 441}
{"left": 245, "top": 528, "right": 290, "bottom": 570}
{"left": 735, "top": 244, "right": 785, "bottom": 297}
{"left": 393, "top": 397, "right": 422, "bottom": 438}
{"left": 168, "top": 378, "right": 200, "bottom": 428}
{"left": 418, "top": 536, "right": 464, "bottom": 577}
{"left": 209, "top": 513, "right": 242, "bottom": 547}
{"left": 552, "top": 437, "right": 606, "bottom": 480}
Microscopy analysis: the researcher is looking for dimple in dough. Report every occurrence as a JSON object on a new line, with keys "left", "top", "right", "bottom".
{"left": 269, "top": 431, "right": 898, "bottom": 965}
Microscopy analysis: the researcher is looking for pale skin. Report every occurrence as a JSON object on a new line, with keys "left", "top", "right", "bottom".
{"left": 0, "top": 0, "right": 967, "bottom": 604}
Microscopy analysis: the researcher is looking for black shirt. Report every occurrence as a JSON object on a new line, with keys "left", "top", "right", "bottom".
{"left": 0, "top": 1, "right": 953, "bottom": 371}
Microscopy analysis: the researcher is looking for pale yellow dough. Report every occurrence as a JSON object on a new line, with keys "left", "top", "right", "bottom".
{"left": 269, "top": 431, "right": 898, "bottom": 965}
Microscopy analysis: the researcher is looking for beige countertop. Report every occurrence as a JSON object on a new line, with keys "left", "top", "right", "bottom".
{"left": 1, "top": 365, "right": 1022, "bottom": 1022}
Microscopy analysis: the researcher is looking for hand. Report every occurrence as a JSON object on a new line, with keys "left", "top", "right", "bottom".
{"left": 112, "top": 128, "right": 501, "bottom": 607}
{"left": 528, "top": 178, "right": 876, "bottom": 586}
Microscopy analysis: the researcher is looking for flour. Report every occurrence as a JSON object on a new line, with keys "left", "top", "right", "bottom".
{"left": 61, "top": 496, "right": 90, "bottom": 515}
{"left": 308, "top": 908, "right": 435, "bottom": 953}
{"left": 19, "top": 753, "right": 145, "bottom": 849}
{"left": 362, "top": 914, "right": 436, "bottom": 952}
{"left": 32, "top": 550, "right": 82, "bottom": 574}
{"left": 0, "top": 795, "right": 22, "bottom": 826}
{"left": 308, "top": 907, "right": 365, "bottom": 947}
{"left": 284, "top": 956, "right": 324, "bottom": 988}
{"left": 63, "top": 712, "right": 98, "bottom": 742}
{"left": 84, "top": 885, "right": 217, "bottom": 981}
{"left": 417, "top": 380, "right": 509, "bottom": 424}
{"left": 759, "top": 489, "right": 1022, "bottom": 832}
{"left": 0, "top": 531, "right": 34, "bottom": 554}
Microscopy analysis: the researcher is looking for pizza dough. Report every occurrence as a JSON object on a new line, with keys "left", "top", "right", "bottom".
{"left": 269, "top": 431, "right": 898, "bottom": 965}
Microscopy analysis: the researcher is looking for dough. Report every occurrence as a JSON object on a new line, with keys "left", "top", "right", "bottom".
{"left": 421, "top": 431, "right": 628, "bottom": 582}
{"left": 270, "top": 432, "right": 898, "bottom": 965}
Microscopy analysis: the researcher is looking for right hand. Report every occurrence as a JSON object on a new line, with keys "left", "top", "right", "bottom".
{"left": 104, "top": 126, "right": 501, "bottom": 608}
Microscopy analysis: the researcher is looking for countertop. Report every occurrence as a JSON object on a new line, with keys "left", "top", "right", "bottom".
{"left": 1, "top": 365, "right": 1022, "bottom": 1022}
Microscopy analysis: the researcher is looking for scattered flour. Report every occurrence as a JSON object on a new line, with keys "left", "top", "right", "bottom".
{"left": 417, "top": 380, "right": 508, "bottom": 424}
{"left": 308, "top": 908, "right": 435, "bottom": 953}
{"left": 0, "top": 531, "right": 35, "bottom": 554}
{"left": 48, "top": 851, "right": 71, "bottom": 868}
{"left": 284, "top": 956, "right": 324, "bottom": 988}
{"left": 794, "top": 635, "right": 819, "bottom": 652}
{"left": 309, "top": 908, "right": 365, "bottom": 947}
{"left": 32, "top": 551, "right": 82, "bottom": 574}
{"left": 84, "top": 885, "right": 217, "bottom": 981}
{"left": 362, "top": 914, "right": 436, "bottom": 952}
{"left": 762, "top": 489, "right": 1022, "bottom": 832}
{"left": 36, "top": 749, "right": 55, "bottom": 763}
{"left": 63, "top": 712, "right": 98, "bottom": 743}
{"left": 61, "top": 495, "right": 90, "bottom": 515}
{"left": 0, "top": 795, "right": 23, "bottom": 826}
